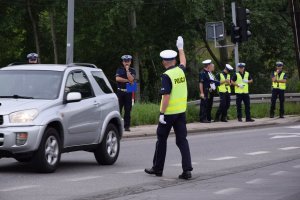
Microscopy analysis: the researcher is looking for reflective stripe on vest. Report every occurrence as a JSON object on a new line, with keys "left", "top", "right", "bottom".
{"left": 272, "top": 72, "right": 286, "bottom": 90}
{"left": 160, "top": 66, "right": 187, "bottom": 115}
{"left": 218, "top": 73, "right": 231, "bottom": 93}
{"left": 235, "top": 72, "right": 249, "bottom": 94}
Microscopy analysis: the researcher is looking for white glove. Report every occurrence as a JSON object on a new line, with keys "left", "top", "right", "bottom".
{"left": 159, "top": 114, "right": 166, "bottom": 124}
{"left": 243, "top": 79, "right": 249, "bottom": 83}
{"left": 238, "top": 84, "right": 244, "bottom": 88}
{"left": 176, "top": 36, "right": 184, "bottom": 50}
{"left": 210, "top": 83, "right": 216, "bottom": 90}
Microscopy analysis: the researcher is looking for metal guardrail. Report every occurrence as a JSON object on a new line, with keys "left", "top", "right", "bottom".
{"left": 188, "top": 93, "right": 300, "bottom": 107}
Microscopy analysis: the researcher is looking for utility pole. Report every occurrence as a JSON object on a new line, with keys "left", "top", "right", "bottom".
{"left": 66, "top": 0, "right": 74, "bottom": 64}
{"left": 232, "top": 2, "right": 239, "bottom": 70}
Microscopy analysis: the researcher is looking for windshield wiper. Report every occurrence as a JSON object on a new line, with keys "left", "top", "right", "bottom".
{"left": 0, "top": 95, "right": 34, "bottom": 99}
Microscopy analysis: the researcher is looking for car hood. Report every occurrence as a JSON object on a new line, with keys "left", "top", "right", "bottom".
{"left": 0, "top": 99, "right": 56, "bottom": 115}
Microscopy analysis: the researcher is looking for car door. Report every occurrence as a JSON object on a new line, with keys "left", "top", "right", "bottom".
{"left": 61, "top": 70, "right": 101, "bottom": 147}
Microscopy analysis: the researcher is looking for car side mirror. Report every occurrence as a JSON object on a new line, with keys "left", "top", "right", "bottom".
{"left": 65, "top": 92, "right": 82, "bottom": 104}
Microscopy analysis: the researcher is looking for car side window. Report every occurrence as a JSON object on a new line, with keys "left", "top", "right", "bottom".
{"left": 65, "top": 70, "right": 94, "bottom": 99}
{"left": 91, "top": 71, "right": 113, "bottom": 94}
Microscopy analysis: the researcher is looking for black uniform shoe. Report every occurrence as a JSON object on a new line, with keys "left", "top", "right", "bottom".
{"left": 125, "top": 127, "right": 131, "bottom": 132}
{"left": 279, "top": 115, "right": 284, "bottom": 118}
{"left": 270, "top": 115, "right": 274, "bottom": 118}
{"left": 220, "top": 119, "right": 228, "bottom": 122}
{"left": 178, "top": 171, "right": 192, "bottom": 180}
{"left": 144, "top": 168, "right": 163, "bottom": 177}
{"left": 200, "top": 120, "right": 211, "bottom": 123}
{"left": 246, "top": 119, "right": 255, "bottom": 122}
{"left": 238, "top": 118, "right": 243, "bottom": 122}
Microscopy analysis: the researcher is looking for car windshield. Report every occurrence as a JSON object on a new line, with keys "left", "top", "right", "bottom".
{"left": 0, "top": 70, "right": 63, "bottom": 100}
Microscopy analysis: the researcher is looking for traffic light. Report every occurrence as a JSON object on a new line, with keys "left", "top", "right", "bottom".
{"left": 236, "top": 7, "right": 251, "bottom": 42}
{"left": 231, "top": 23, "right": 241, "bottom": 44}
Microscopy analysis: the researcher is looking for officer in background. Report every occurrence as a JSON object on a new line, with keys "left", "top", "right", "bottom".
{"left": 270, "top": 61, "right": 287, "bottom": 118}
{"left": 231, "top": 63, "right": 255, "bottom": 122}
{"left": 145, "top": 36, "right": 193, "bottom": 180}
{"left": 115, "top": 55, "right": 136, "bottom": 131}
{"left": 199, "top": 60, "right": 218, "bottom": 123}
{"left": 27, "top": 53, "right": 39, "bottom": 64}
{"left": 214, "top": 64, "right": 233, "bottom": 122}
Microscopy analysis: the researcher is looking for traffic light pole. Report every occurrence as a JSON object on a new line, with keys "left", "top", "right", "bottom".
{"left": 232, "top": 2, "right": 239, "bottom": 70}
{"left": 66, "top": 0, "right": 74, "bottom": 64}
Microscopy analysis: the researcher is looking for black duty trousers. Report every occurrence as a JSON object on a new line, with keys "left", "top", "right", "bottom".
{"left": 215, "top": 92, "right": 231, "bottom": 120}
{"left": 199, "top": 90, "right": 214, "bottom": 121}
{"left": 270, "top": 88, "right": 285, "bottom": 116}
{"left": 236, "top": 93, "right": 251, "bottom": 120}
{"left": 117, "top": 90, "right": 132, "bottom": 128}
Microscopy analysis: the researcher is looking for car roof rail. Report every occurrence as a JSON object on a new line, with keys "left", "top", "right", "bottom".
{"left": 68, "top": 63, "right": 98, "bottom": 69}
{"left": 6, "top": 62, "right": 28, "bottom": 67}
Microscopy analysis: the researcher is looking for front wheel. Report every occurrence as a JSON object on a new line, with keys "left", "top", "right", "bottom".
{"left": 94, "top": 124, "right": 120, "bottom": 165}
{"left": 32, "top": 127, "right": 61, "bottom": 173}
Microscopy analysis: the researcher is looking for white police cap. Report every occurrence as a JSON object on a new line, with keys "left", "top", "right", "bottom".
{"left": 121, "top": 55, "right": 132, "bottom": 60}
{"left": 225, "top": 64, "right": 233, "bottom": 71}
{"left": 27, "top": 53, "right": 38, "bottom": 59}
{"left": 237, "top": 62, "right": 246, "bottom": 67}
{"left": 160, "top": 50, "right": 177, "bottom": 60}
{"left": 276, "top": 61, "right": 283, "bottom": 66}
{"left": 202, "top": 59, "right": 212, "bottom": 65}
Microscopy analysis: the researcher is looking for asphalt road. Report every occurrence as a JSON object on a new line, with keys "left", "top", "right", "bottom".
{"left": 0, "top": 124, "right": 300, "bottom": 200}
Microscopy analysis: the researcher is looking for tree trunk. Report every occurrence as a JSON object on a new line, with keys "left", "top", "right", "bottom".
{"left": 27, "top": 0, "right": 41, "bottom": 63}
{"left": 218, "top": 0, "right": 229, "bottom": 68}
{"left": 50, "top": 7, "right": 58, "bottom": 64}
{"left": 289, "top": 0, "right": 300, "bottom": 78}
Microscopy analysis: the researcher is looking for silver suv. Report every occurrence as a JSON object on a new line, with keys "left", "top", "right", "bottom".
{"left": 0, "top": 63, "right": 123, "bottom": 173}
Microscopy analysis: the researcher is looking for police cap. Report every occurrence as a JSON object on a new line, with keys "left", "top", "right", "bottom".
{"left": 160, "top": 50, "right": 177, "bottom": 61}
{"left": 27, "top": 53, "right": 38, "bottom": 60}
{"left": 121, "top": 55, "right": 132, "bottom": 61}
{"left": 276, "top": 61, "right": 283, "bottom": 67}
{"left": 237, "top": 62, "right": 246, "bottom": 67}
{"left": 202, "top": 59, "right": 212, "bottom": 65}
{"left": 225, "top": 64, "right": 233, "bottom": 71}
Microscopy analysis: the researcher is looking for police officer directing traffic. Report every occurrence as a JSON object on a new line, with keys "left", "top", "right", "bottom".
{"left": 145, "top": 36, "right": 193, "bottom": 180}
{"left": 115, "top": 55, "right": 136, "bottom": 131}
{"left": 214, "top": 64, "right": 233, "bottom": 122}
{"left": 27, "top": 53, "right": 39, "bottom": 64}
{"left": 231, "top": 63, "right": 255, "bottom": 122}
{"left": 270, "top": 61, "right": 287, "bottom": 118}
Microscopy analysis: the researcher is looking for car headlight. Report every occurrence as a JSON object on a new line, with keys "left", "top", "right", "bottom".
{"left": 9, "top": 109, "right": 39, "bottom": 123}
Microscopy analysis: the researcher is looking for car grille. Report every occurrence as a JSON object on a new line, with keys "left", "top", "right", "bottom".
{"left": 0, "top": 115, "right": 3, "bottom": 125}
{"left": 0, "top": 133, "right": 4, "bottom": 146}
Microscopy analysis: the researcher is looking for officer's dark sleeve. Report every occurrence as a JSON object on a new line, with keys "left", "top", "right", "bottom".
{"left": 199, "top": 72, "right": 205, "bottom": 83}
{"left": 216, "top": 73, "right": 221, "bottom": 81}
{"left": 231, "top": 73, "right": 237, "bottom": 82}
{"left": 131, "top": 68, "right": 136, "bottom": 77}
{"left": 271, "top": 72, "right": 275, "bottom": 78}
{"left": 178, "top": 64, "right": 186, "bottom": 72}
{"left": 248, "top": 73, "right": 253, "bottom": 80}
{"left": 283, "top": 73, "right": 287, "bottom": 79}
{"left": 160, "top": 74, "right": 172, "bottom": 95}
{"left": 115, "top": 68, "right": 122, "bottom": 77}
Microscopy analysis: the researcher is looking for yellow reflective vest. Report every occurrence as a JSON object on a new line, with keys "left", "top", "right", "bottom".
{"left": 235, "top": 71, "right": 249, "bottom": 94}
{"left": 272, "top": 71, "right": 286, "bottom": 90}
{"left": 160, "top": 66, "right": 187, "bottom": 115}
{"left": 218, "top": 72, "right": 231, "bottom": 93}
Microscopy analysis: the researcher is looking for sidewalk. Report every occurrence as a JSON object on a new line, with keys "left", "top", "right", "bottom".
{"left": 123, "top": 115, "right": 300, "bottom": 138}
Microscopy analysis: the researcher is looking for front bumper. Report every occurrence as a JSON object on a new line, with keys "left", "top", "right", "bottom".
{"left": 0, "top": 125, "right": 44, "bottom": 156}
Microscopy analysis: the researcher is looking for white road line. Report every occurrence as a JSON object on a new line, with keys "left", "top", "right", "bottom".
{"left": 278, "top": 147, "right": 300, "bottom": 151}
{"left": 246, "top": 178, "right": 265, "bottom": 184}
{"left": 293, "top": 164, "right": 300, "bottom": 169}
{"left": 271, "top": 171, "right": 289, "bottom": 176}
{"left": 170, "top": 162, "right": 198, "bottom": 167}
{"left": 118, "top": 169, "right": 144, "bottom": 174}
{"left": 214, "top": 188, "right": 241, "bottom": 195}
{"left": 245, "top": 151, "right": 270, "bottom": 156}
{"left": 209, "top": 156, "right": 237, "bottom": 161}
{"left": 287, "top": 125, "right": 300, "bottom": 129}
{"left": 0, "top": 185, "right": 39, "bottom": 192}
{"left": 271, "top": 135, "right": 300, "bottom": 139}
{"left": 67, "top": 176, "right": 102, "bottom": 182}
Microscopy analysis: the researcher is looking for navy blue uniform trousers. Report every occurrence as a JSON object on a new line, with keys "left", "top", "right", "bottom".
{"left": 152, "top": 112, "right": 193, "bottom": 172}
{"left": 199, "top": 90, "right": 214, "bottom": 121}
{"left": 270, "top": 88, "right": 285, "bottom": 116}
{"left": 236, "top": 93, "right": 251, "bottom": 120}
{"left": 215, "top": 92, "right": 231, "bottom": 120}
{"left": 117, "top": 90, "right": 132, "bottom": 128}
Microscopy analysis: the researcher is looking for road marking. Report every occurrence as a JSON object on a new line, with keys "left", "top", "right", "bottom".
{"left": 271, "top": 135, "right": 300, "bottom": 139}
{"left": 287, "top": 125, "right": 300, "bottom": 129}
{"left": 278, "top": 147, "right": 300, "bottom": 151}
{"left": 271, "top": 171, "right": 289, "bottom": 176}
{"left": 118, "top": 169, "right": 144, "bottom": 174}
{"left": 214, "top": 188, "right": 241, "bottom": 195}
{"left": 0, "top": 185, "right": 39, "bottom": 192}
{"left": 170, "top": 162, "right": 198, "bottom": 167}
{"left": 246, "top": 178, "right": 265, "bottom": 184}
{"left": 209, "top": 156, "right": 237, "bottom": 161}
{"left": 245, "top": 151, "right": 270, "bottom": 156}
{"left": 68, "top": 176, "right": 102, "bottom": 182}
{"left": 293, "top": 164, "right": 300, "bottom": 169}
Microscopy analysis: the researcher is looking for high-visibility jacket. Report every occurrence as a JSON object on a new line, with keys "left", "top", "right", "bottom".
{"left": 272, "top": 71, "right": 286, "bottom": 90}
{"left": 218, "top": 73, "right": 231, "bottom": 93}
{"left": 160, "top": 66, "right": 187, "bottom": 115}
{"left": 235, "top": 72, "right": 249, "bottom": 94}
